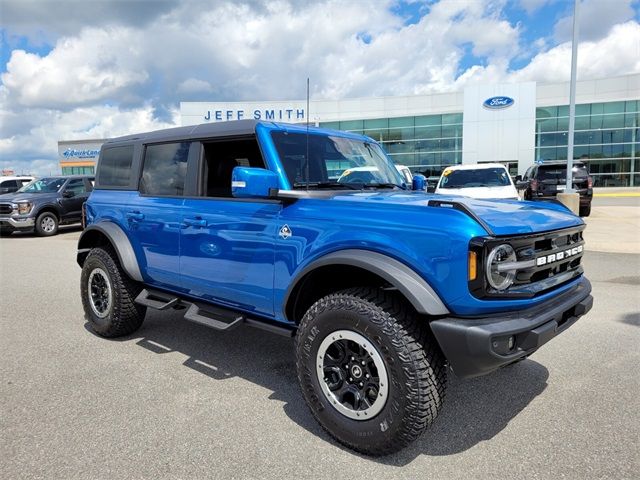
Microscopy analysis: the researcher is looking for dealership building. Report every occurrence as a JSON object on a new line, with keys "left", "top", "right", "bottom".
{"left": 60, "top": 73, "right": 639, "bottom": 187}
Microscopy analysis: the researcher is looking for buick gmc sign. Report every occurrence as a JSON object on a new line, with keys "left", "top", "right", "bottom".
{"left": 483, "top": 96, "right": 515, "bottom": 110}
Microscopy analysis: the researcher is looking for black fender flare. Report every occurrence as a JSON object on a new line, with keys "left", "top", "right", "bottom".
{"left": 76, "top": 222, "right": 143, "bottom": 282}
{"left": 284, "top": 249, "right": 449, "bottom": 317}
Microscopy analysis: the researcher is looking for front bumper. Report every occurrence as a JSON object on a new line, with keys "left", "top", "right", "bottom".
{"left": 430, "top": 277, "right": 593, "bottom": 378}
{"left": 0, "top": 216, "right": 35, "bottom": 229}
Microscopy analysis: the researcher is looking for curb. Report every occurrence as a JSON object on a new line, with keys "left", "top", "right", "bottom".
{"left": 593, "top": 193, "right": 640, "bottom": 198}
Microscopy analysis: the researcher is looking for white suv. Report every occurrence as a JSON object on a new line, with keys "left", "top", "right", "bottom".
{"left": 435, "top": 163, "right": 519, "bottom": 200}
{"left": 0, "top": 176, "right": 35, "bottom": 194}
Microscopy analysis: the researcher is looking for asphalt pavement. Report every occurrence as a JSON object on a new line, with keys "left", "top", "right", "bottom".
{"left": 1, "top": 207, "right": 639, "bottom": 479}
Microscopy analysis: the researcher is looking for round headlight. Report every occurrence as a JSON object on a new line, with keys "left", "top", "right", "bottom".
{"left": 486, "top": 244, "right": 517, "bottom": 291}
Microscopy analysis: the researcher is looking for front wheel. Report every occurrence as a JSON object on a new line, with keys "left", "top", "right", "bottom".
{"left": 80, "top": 247, "right": 146, "bottom": 337}
{"left": 35, "top": 212, "right": 58, "bottom": 236}
{"left": 295, "top": 287, "right": 447, "bottom": 456}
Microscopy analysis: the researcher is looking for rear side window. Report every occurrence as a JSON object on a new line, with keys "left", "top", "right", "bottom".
{"left": 538, "top": 164, "right": 588, "bottom": 181}
{"left": 0, "top": 180, "right": 18, "bottom": 188}
{"left": 140, "top": 142, "right": 191, "bottom": 196}
{"left": 98, "top": 146, "right": 134, "bottom": 187}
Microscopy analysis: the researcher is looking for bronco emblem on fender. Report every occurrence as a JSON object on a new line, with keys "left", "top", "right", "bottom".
{"left": 279, "top": 224, "right": 292, "bottom": 239}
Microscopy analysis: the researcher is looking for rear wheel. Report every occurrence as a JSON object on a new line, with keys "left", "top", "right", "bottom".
{"left": 295, "top": 287, "right": 446, "bottom": 456}
{"left": 35, "top": 212, "right": 58, "bottom": 236}
{"left": 579, "top": 203, "right": 591, "bottom": 217}
{"left": 81, "top": 247, "right": 146, "bottom": 337}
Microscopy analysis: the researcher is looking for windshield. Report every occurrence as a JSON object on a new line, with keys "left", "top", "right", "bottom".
{"left": 271, "top": 131, "right": 405, "bottom": 189}
{"left": 439, "top": 167, "right": 512, "bottom": 189}
{"left": 17, "top": 177, "right": 66, "bottom": 193}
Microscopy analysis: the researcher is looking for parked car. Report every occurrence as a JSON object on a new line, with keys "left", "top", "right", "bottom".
{"left": 0, "top": 175, "right": 94, "bottom": 236}
{"left": 336, "top": 164, "right": 413, "bottom": 185}
{"left": 77, "top": 120, "right": 592, "bottom": 455}
{"left": 0, "top": 176, "right": 35, "bottom": 194}
{"left": 518, "top": 161, "right": 593, "bottom": 216}
{"left": 435, "top": 163, "right": 519, "bottom": 199}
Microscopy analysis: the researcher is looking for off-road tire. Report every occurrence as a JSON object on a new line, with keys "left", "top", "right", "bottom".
{"left": 35, "top": 211, "right": 58, "bottom": 236}
{"left": 295, "top": 287, "right": 447, "bottom": 456}
{"left": 81, "top": 246, "right": 146, "bottom": 337}
{"left": 579, "top": 204, "right": 591, "bottom": 217}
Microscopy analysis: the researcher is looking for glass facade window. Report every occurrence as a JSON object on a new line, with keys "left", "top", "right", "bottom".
{"left": 320, "top": 112, "right": 463, "bottom": 178}
{"left": 536, "top": 100, "right": 639, "bottom": 187}
{"left": 61, "top": 166, "right": 95, "bottom": 175}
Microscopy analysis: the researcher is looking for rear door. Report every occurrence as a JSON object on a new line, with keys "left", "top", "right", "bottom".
{"left": 125, "top": 141, "right": 194, "bottom": 290}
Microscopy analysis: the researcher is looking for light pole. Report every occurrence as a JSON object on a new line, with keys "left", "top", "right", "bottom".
{"left": 558, "top": 0, "right": 581, "bottom": 213}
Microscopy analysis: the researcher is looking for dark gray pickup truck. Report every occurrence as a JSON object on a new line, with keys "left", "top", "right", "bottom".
{"left": 0, "top": 175, "right": 94, "bottom": 236}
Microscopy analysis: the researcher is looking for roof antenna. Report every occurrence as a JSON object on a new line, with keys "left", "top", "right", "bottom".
{"left": 306, "top": 77, "right": 310, "bottom": 191}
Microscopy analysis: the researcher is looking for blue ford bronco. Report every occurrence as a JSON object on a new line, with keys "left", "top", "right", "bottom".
{"left": 77, "top": 120, "right": 593, "bottom": 455}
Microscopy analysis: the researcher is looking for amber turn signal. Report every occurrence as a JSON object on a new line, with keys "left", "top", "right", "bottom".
{"left": 468, "top": 251, "right": 477, "bottom": 281}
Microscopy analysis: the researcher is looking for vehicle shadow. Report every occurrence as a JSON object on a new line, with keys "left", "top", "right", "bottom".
{"left": 84, "top": 309, "right": 549, "bottom": 464}
{"left": 619, "top": 312, "right": 640, "bottom": 327}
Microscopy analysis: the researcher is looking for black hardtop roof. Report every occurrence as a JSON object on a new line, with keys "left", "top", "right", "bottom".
{"left": 104, "top": 120, "right": 262, "bottom": 145}
{"left": 102, "top": 120, "right": 370, "bottom": 146}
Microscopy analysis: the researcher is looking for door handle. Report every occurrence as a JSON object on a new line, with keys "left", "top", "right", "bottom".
{"left": 126, "top": 211, "right": 144, "bottom": 221}
{"left": 183, "top": 217, "right": 207, "bottom": 228}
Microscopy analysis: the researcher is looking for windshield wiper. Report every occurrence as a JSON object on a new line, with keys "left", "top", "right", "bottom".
{"left": 362, "top": 183, "right": 406, "bottom": 190}
{"left": 293, "top": 181, "right": 362, "bottom": 190}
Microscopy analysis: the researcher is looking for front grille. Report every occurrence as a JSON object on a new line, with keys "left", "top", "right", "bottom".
{"left": 470, "top": 226, "right": 585, "bottom": 299}
{"left": 0, "top": 203, "right": 13, "bottom": 215}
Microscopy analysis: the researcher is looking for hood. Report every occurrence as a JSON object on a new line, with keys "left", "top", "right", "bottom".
{"left": 0, "top": 192, "right": 58, "bottom": 202}
{"left": 329, "top": 190, "right": 583, "bottom": 236}
{"left": 435, "top": 185, "right": 518, "bottom": 200}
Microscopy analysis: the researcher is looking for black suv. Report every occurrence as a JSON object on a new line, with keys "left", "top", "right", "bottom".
{"left": 518, "top": 161, "right": 593, "bottom": 217}
{"left": 0, "top": 175, "right": 94, "bottom": 236}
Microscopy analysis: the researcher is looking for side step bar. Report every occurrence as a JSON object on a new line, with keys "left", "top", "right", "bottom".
{"left": 184, "top": 303, "right": 244, "bottom": 331}
{"left": 135, "top": 288, "right": 295, "bottom": 337}
{"left": 136, "top": 289, "right": 180, "bottom": 310}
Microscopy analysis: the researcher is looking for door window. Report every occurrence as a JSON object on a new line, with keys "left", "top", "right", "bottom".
{"left": 140, "top": 142, "right": 191, "bottom": 196}
{"left": 0, "top": 180, "right": 18, "bottom": 189}
{"left": 200, "top": 139, "right": 265, "bottom": 197}
{"left": 65, "top": 179, "right": 87, "bottom": 196}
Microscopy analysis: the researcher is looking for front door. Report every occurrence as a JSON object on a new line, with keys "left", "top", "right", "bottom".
{"left": 180, "top": 199, "right": 280, "bottom": 316}
{"left": 179, "top": 137, "right": 281, "bottom": 317}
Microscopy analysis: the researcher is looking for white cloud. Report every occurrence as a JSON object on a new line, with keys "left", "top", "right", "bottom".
{"left": 519, "top": 0, "right": 554, "bottom": 14}
{"left": 2, "top": 27, "right": 148, "bottom": 109}
{"left": 177, "top": 78, "right": 214, "bottom": 94}
{"left": 0, "top": 104, "right": 179, "bottom": 175}
{"left": 0, "top": 0, "right": 638, "bottom": 175}
{"left": 514, "top": 21, "right": 640, "bottom": 82}
{"left": 553, "top": 0, "right": 636, "bottom": 42}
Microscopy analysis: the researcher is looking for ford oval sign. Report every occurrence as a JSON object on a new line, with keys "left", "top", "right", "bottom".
{"left": 483, "top": 96, "right": 515, "bottom": 110}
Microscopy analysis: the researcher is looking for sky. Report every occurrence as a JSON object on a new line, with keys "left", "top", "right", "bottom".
{"left": 1, "top": 0, "right": 639, "bottom": 175}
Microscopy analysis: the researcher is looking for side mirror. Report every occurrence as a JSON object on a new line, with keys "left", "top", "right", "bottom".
{"left": 515, "top": 175, "right": 522, "bottom": 182}
{"left": 412, "top": 174, "right": 426, "bottom": 191}
{"left": 232, "top": 167, "right": 279, "bottom": 198}
{"left": 62, "top": 190, "right": 75, "bottom": 198}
